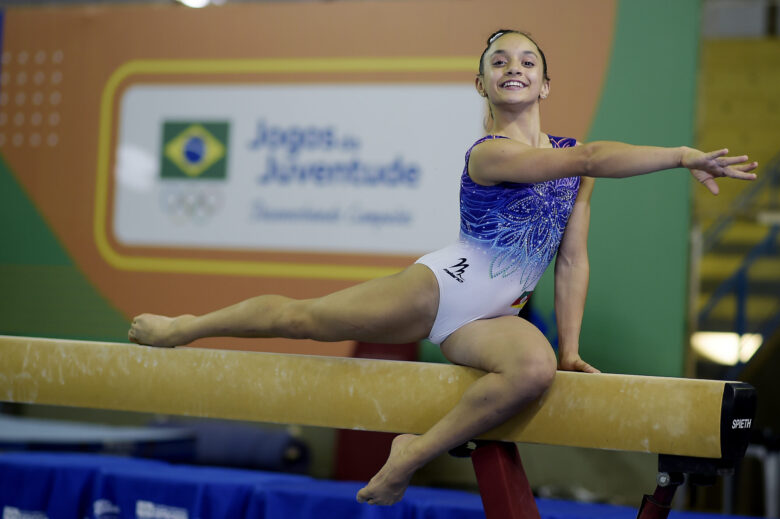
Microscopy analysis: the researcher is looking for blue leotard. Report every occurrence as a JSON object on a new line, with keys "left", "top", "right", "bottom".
{"left": 415, "top": 134, "right": 580, "bottom": 344}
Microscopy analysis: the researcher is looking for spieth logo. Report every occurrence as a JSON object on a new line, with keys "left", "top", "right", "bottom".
{"left": 732, "top": 418, "right": 752, "bottom": 430}
{"left": 444, "top": 258, "right": 469, "bottom": 283}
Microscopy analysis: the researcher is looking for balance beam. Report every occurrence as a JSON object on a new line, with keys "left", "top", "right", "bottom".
{"left": 0, "top": 335, "right": 754, "bottom": 461}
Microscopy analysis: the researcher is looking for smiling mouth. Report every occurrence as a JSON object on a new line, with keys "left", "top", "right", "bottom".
{"left": 500, "top": 80, "right": 528, "bottom": 89}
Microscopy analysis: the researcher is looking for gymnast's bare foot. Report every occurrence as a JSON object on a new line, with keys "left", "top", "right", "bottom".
{"left": 356, "top": 434, "right": 420, "bottom": 506}
{"left": 128, "top": 314, "right": 195, "bottom": 348}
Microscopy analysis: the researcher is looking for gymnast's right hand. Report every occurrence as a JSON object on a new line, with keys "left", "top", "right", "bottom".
{"left": 558, "top": 353, "right": 600, "bottom": 374}
{"left": 128, "top": 314, "right": 191, "bottom": 348}
{"left": 681, "top": 147, "right": 758, "bottom": 195}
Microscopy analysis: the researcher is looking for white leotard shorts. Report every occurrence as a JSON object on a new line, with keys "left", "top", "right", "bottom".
{"left": 415, "top": 241, "right": 533, "bottom": 345}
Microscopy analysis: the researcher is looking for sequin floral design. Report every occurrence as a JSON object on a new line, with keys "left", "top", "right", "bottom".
{"left": 460, "top": 135, "right": 580, "bottom": 284}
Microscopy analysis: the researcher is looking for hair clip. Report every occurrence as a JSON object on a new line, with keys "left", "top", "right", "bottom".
{"left": 488, "top": 31, "right": 505, "bottom": 44}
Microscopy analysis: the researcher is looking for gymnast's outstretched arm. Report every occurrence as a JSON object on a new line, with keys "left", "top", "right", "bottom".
{"left": 468, "top": 139, "right": 758, "bottom": 189}
{"left": 553, "top": 176, "right": 598, "bottom": 374}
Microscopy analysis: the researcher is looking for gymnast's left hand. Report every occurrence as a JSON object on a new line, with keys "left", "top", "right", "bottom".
{"left": 681, "top": 147, "right": 758, "bottom": 196}
{"left": 558, "top": 353, "right": 600, "bottom": 374}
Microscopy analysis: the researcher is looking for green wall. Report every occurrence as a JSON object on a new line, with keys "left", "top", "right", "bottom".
{"left": 0, "top": 156, "right": 130, "bottom": 341}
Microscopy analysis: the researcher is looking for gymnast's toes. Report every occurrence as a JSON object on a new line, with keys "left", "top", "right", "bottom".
{"left": 356, "top": 487, "right": 393, "bottom": 506}
{"left": 356, "top": 480, "right": 406, "bottom": 506}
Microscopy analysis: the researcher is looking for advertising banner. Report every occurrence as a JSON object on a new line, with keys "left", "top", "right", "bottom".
{"left": 113, "top": 82, "right": 482, "bottom": 256}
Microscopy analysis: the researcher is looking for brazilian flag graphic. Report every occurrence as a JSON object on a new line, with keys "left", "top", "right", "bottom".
{"left": 161, "top": 122, "right": 229, "bottom": 179}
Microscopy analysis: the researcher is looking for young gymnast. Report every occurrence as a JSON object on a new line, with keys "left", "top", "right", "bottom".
{"left": 128, "top": 30, "right": 758, "bottom": 506}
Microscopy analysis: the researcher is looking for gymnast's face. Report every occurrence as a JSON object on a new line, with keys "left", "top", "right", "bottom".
{"left": 476, "top": 33, "right": 550, "bottom": 108}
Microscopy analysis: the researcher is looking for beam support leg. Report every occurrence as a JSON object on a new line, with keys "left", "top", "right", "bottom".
{"left": 470, "top": 441, "right": 540, "bottom": 519}
{"left": 636, "top": 473, "right": 684, "bottom": 519}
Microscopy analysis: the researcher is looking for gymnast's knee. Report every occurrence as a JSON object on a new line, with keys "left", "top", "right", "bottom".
{"left": 504, "top": 347, "right": 557, "bottom": 402}
{"left": 530, "top": 355, "right": 557, "bottom": 396}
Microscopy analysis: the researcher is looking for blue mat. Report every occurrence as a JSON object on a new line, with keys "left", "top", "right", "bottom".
{"left": 0, "top": 452, "right": 753, "bottom": 518}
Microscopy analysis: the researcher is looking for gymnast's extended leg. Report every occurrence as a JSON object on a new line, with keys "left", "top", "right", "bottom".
{"left": 356, "top": 315, "right": 557, "bottom": 505}
{"left": 128, "top": 264, "right": 439, "bottom": 347}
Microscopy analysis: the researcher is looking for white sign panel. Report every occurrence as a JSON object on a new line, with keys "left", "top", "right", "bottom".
{"left": 114, "top": 84, "right": 483, "bottom": 255}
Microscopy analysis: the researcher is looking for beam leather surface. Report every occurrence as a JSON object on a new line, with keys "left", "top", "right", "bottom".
{"left": 0, "top": 335, "right": 724, "bottom": 458}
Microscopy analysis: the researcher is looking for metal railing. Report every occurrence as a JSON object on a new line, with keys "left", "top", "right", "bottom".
{"left": 697, "top": 151, "right": 780, "bottom": 376}
{"left": 698, "top": 225, "right": 779, "bottom": 335}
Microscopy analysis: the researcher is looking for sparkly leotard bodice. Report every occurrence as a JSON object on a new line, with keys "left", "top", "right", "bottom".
{"left": 460, "top": 134, "right": 580, "bottom": 289}
{"left": 413, "top": 133, "right": 582, "bottom": 344}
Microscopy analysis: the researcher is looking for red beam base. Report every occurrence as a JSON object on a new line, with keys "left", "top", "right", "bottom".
{"left": 636, "top": 481, "right": 680, "bottom": 519}
{"left": 470, "top": 441, "right": 540, "bottom": 519}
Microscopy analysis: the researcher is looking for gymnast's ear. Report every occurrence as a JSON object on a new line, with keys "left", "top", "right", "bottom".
{"left": 539, "top": 79, "right": 550, "bottom": 101}
{"left": 475, "top": 75, "right": 488, "bottom": 98}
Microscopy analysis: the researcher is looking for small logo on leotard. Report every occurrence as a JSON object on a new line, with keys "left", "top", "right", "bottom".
{"left": 511, "top": 291, "right": 532, "bottom": 310}
{"left": 444, "top": 258, "right": 469, "bottom": 283}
